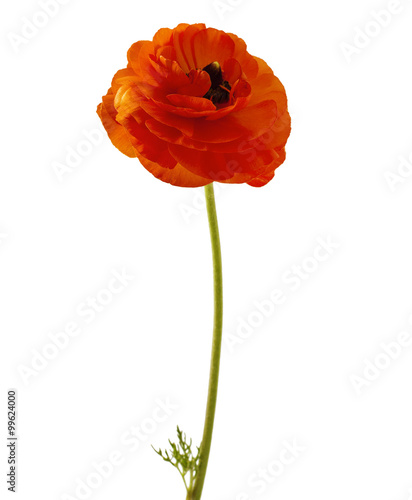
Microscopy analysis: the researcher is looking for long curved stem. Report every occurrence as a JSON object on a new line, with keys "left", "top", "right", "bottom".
{"left": 190, "top": 183, "right": 223, "bottom": 500}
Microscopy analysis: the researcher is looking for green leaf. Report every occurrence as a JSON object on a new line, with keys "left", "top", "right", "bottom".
{"left": 152, "top": 426, "right": 200, "bottom": 494}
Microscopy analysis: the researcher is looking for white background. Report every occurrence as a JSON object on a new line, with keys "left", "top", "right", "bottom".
{"left": 1, "top": 0, "right": 412, "bottom": 499}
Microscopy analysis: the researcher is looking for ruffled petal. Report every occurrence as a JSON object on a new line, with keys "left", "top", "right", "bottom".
{"left": 191, "top": 28, "right": 235, "bottom": 69}
{"left": 177, "top": 24, "right": 206, "bottom": 71}
{"left": 153, "top": 27, "right": 173, "bottom": 51}
{"left": 172, "top": 24, "right": 203, "bottom": 73}
{"left": 176, "top": 69, "right": 211, "bottom": 97}
{"left": 222, "top": 58, "right": 242, "bottom": 84}
{"left": 97, "top": 93, "right": 136, "bottom": 158}
{"left": 168, "top": 142, "right": 278, "bottom": 181}
{"left": 226, "top": 32, "right": 259, "bottom": 79}
{"left": 246, "top": 148, "right": 286, "bottom": 187}
{"left": 127, "top": 40, "right": 148, "bottom": 75}
{"left": 111, "top": 68, "right": 138, "bottom": 94}
{"left": 140, "top": 98, "right": 278, "bottom": 143}
{"left": 138, "top": 153, "right": 210, "bottom": 187}
{"left": 246, "top": 171, "right": 275, "bottom": 187}
{"left": 145, "top": 114, "right": 289, "bottom": 155}
{"left": 117, "top": 109, "right": 177, "bottom": 169}
{"left": 166, "top": 94, "right": 216, "bottom": 111}
{"left": 248, "top": 57, "right": 288, "bottom": 114}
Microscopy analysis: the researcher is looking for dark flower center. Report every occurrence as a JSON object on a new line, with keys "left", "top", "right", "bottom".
{"left": 202, "top": 61, "right": 231, "bottom": 105}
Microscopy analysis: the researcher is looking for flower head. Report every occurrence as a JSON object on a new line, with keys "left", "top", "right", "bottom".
{"left": 97, "top": 23, "right": 291, "bottom": 187}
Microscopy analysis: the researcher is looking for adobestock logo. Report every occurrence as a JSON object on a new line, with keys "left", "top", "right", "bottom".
{"left": 213, "top": 0, "right": 245, "bottom": 20}
{"left": 247, "top": 439, "right": 306, "bottom": 495}
{"left": 350, "top": 315, "right": 412, "bottom": 395}
{"left": 7, "top": 0, "right": 73, "bottom": 54}
{"left": 75, "top": 268, "right": 133, "bottom": 324}
{"left": 227, "top": 438, "right": 306, "bottom": 500}
{"left": 17, "top": 268, "right": 134, "bottom": 385}
{"left": 0, "top": 230, "right": 8, "bottom": 247}
{"left": 340, "top": 0, "right": 405, "bottom": 63}
{"left": 52, "top": 128, "right": 104, "bottom": 182}
{"left": 61, "top": 397, "right": 179, "bottom": 500}
{"left": 384, "top": 153, "right": 412, "bottom": 192}
{"left": 179, "top": 183, "right": 227, "bottom": 224}
{"left": 224, "top": 236, "right": 340, "bottom": 353}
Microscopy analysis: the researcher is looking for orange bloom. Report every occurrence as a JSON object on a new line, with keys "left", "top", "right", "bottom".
{"left": 97, "top": 23, "right": 291, "bottom": 187}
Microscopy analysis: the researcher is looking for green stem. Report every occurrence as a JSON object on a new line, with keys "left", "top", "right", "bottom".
{"left": 190, "top": 183, "right": 223, "bottom": 500}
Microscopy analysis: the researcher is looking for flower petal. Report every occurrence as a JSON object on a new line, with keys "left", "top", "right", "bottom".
{"left": 138, "top": 153, "right": 210, "bottom": 187}
{"left": 139, "top": 98, "right": 278, "bottom": 143}
{"left": 166, "top": 94, "right": 216, "bottom": 111}
{"left": 117, "top": 110, "right": 177, "bottom": 169}
{"left": 227, "top": 32, "right": 259, "bottom": 79}
{"left": 127, "top": 40, "right": 148, "bottom": 74}
{"left": 248, "top": 57, "right": 288, "bottom": 114}
{"left": 246, "top": 149, "right": 286, "bottom": 186}
{"left": 97, "top": 93, "right": 136, "bottom": 158}
{"left": 222, "top": 58, "right": 242, "bottom": 84}
{"left": 168, "top": 142, "right": 278, "bottom": 181}
{"left": 191, "top": 28, "right": 235, "bottom": 69}
{"left": 246, "top": 171, "right": 275, "bottom": 187}
{"left": 178, "top": 24, "right": 206, "bottom": 71}
{"left": 153, "top": 27, "right": 173, "bottom": 51}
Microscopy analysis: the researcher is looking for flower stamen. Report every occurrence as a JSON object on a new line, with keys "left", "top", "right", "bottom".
{"left": 202, "top": 61, "right": 231, "bottom": 105}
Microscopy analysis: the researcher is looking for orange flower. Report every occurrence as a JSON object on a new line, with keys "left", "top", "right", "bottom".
{"left": 97, "top": 23, "right": 291, "bottom": 187}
